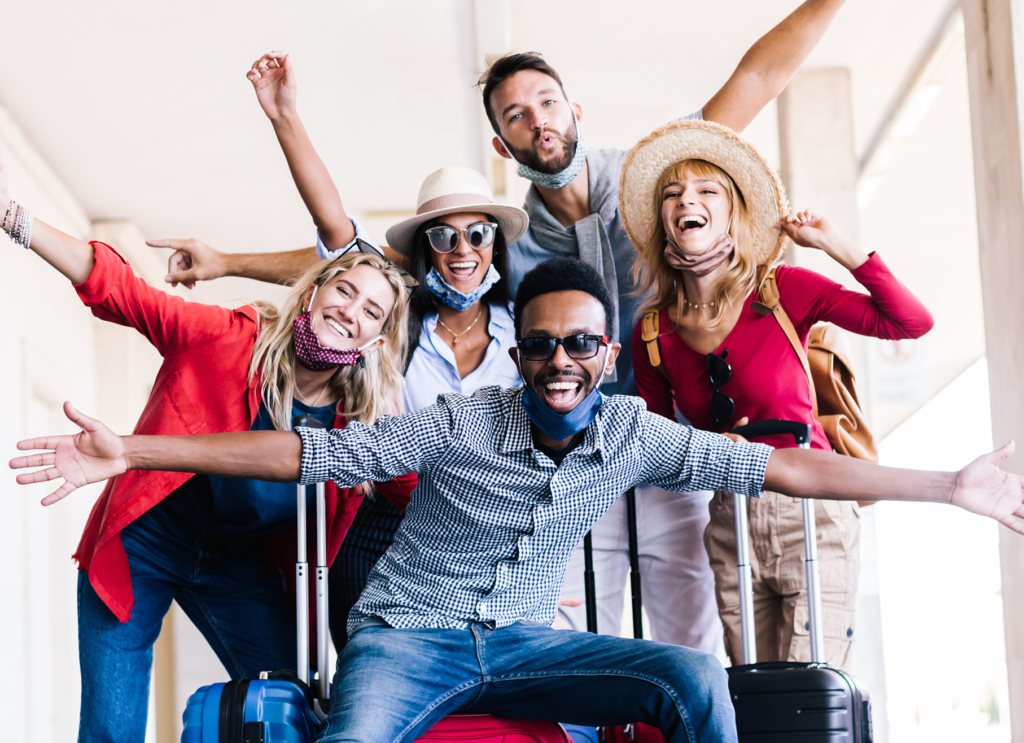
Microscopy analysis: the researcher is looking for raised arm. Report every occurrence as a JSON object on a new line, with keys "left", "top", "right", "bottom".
{"left": 248, "top": 51, "right": 355, "bottom": 252}
{"left": 702, "top": 0, "right": 846, "bottom": 132}
{"left": 1, "top": 150, "right": 94, "bottom": 284}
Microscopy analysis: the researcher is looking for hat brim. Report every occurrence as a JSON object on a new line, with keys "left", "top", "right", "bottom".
{"left": 385, "top": 203, "right": 529, "bottom": 257}
{"left": 619, "top": 119, "right": 789, "bottom": 267}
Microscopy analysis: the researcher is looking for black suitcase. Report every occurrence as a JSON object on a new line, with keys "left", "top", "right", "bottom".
{"left": 725, "top": 420, "right": 873, "bottom": 742}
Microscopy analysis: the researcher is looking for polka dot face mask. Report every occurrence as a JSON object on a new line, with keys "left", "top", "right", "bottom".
{"left": 292, "top": 286, "right": 384, "bottom": 371}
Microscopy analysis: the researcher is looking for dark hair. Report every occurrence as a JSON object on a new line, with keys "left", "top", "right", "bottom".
{"left": 403, "top": 216, "right": 512, "bottom": 371}
{"left": 513, "top": 257, "right": 615, "bottom": 339}
{"left": 478, "top": 52, "right": 567, "bottom": 136}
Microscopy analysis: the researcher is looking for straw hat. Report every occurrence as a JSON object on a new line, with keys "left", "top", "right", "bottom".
{"left": 619, "top": 119, "right": 789, "bottom": 267}
{"left": 385, "top": 166, "right": 529, "bottom": 256}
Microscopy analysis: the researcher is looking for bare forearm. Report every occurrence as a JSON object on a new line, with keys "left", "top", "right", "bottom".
{"left": 9, "top": 207, "right": 95, "bottom": 284}
{"left": 703, "top": 0, "right": 846, "bottom": 132}
{"left": 222, "top": 246, "right": 319, "bottom": 285}
{"left": 124, "top": 431, "right": 303, "bottom": 481}
{"left": 764, "top": 447, "right": 956, "bottom": 504}
{"left": 271, "top": 113, "right": 355, "bottom": 250}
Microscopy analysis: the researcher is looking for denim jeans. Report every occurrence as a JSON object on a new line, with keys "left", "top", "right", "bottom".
{"left": 319, "top": 619, "right": 736, "bottom": 743}
{"left": 77, "top": 504, "right": 295, "bottom": 743}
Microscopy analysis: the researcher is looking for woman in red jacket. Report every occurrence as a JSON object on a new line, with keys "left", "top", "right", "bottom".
{"left": 620, "top": 119, "right": 933, "bottom": 670}
{"left": 1, "top": 153, "right": 416, "bottom": 742}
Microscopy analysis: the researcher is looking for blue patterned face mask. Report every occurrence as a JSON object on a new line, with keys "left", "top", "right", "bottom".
{"left": 499, "top": 116, "right": 588, "bottom": 191}
{"left": 425, "top": 265, "right": 501, "bottom": 311}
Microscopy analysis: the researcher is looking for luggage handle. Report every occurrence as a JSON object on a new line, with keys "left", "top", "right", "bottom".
{"left": 293, "top": 415, "right": 332, "bottom": 704}
{"left": 584, "top": 487, "right": 643, "bottom": 639}
{"left": 728, "top": 420, "right": 824, "bottom": 665}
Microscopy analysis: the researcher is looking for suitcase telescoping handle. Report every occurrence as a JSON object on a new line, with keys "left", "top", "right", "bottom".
{"left": 728, "top": 420, "right": 824, "bottom": 665}
{"left": 583, "top": 487, "right": 643, "bottom": 638}
{"left": 293, "top": 415, "right": 331, "bottom": 703}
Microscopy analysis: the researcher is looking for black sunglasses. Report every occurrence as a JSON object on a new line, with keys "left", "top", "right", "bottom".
{"left": 707, "top": 350, "right": 735, "bottom": 427}
{"left": 517, "top": 334, "right": 609, "bottom": 361}
{"left": 425, "top": 222, "right": 498, "bottom": 253}
{"left": 345, "top": 238, "right": 419, "bottom": 287}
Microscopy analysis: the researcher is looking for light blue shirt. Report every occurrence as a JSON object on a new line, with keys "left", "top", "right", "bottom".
{"left": 403, "top": 303, "right": 521, "bottom": 413}
{"left": 315, "top": 217, "right": 380, "bottom": 259}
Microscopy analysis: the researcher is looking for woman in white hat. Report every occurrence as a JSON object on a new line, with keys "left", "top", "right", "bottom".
{"left": 620, "top": 119, "right": 934, "bottom": 669}
{"left": 233, "top": 52, "right": 530, "bottom": 648}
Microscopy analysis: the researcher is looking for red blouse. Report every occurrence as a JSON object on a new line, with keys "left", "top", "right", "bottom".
{"left": 632, "top": 253, "right": 934, "bottom": 452}
{"left": 71, "top": 242, "right": 417, "bottom": 622}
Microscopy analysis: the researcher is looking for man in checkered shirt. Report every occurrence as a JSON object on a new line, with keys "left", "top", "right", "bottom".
{"left": 16, "top": 258, "right": 1024, "bottom": 743}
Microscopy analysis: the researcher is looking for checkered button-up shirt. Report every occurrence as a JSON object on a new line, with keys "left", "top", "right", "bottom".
{"left": 298, "top": 386, "right": 771, "bottom": 633}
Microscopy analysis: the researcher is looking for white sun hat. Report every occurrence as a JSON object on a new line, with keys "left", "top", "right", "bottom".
{"left": 619, "top": 119, "right": 790, "bottom": 267}
{"left": 385, "top": 166, "right": 529, "bottom": 256}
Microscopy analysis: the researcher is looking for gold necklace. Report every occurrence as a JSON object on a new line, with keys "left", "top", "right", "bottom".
{"left": 682, "top": 297, "right": 717, "bottom": 309}
{"left": 296, "top": 377, "right": 332, "bottom": 407}
{"left": 438, "top": 307, "right": 483, "bottom": 346}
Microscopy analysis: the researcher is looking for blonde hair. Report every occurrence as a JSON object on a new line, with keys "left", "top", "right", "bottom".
{"left": 249, "top": 252, "right": 410, "bottom": 433}
{"left": 631, "top": 159, "right": 759, "bottom": 331}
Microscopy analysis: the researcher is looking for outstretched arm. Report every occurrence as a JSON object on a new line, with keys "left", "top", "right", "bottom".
{"left": 248, "top": 51, "right": 355, "bottom": 252}
{"left": 1, "top": 150, "right": 94, "bottom": 284}
{"left": 764, "top": 443, "right": 1024, "bottom": 535}
{"left": 702, "top": 0, "right": 846, "bottom": 132}
{"left": 10, "top": 403, "right": 301, "bottom": 505}
{"left": 146, "top": 237, "right": 319, "bottom": 289}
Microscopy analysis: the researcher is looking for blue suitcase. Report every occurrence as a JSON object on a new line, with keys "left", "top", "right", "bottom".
{"left": 181, "top": 416, "right": 333, "bottom": 742}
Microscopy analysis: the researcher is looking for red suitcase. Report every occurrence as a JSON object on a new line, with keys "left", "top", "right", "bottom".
{"left": 419, "top": 715, "right": 572, "bottom": 742}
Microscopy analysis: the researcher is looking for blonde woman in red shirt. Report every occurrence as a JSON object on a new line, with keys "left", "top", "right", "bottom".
{"left": 0, "top": 151, "right": 416, "bottom": 742}
{"left": 621, "top": 119, "right": 933, "bottom": 669}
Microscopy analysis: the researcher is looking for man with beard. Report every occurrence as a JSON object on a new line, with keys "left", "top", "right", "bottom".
{"left": 14, "top": 257, "right": 1024, "bottom": 743}
{"left": 479, "top": 0, "right": 848, "bottom": 650}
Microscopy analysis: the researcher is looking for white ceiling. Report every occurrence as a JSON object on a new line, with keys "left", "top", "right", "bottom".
{"left": 1, "top": 0, "right": 954, "bottom": 304}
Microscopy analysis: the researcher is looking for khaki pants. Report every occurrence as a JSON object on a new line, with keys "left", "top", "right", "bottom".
{"left": 704, "top": 490, "right": 860, "bottom": 669}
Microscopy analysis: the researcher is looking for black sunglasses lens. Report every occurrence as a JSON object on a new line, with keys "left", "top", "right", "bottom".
{"left": 564, "top": 335, "right": 599, "bottom": 359}
{"left": 711, "top": 392, "right": 735, "bottom": 426}
{"left": 520, "top": 338, "right": 556, "bottom": 360}
{"left": 467, "top": 223, "right": 494, "bottom": 249}
{"left": 707, "top": 353, "right": 731, "bottom": 386}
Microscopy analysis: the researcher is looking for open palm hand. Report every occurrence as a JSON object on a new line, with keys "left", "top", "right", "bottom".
{"left": 950, "top": 441, "right": 1024, "bottom": 534}
{"left": 9, "top": 402, "right": 128, "bottom": 506}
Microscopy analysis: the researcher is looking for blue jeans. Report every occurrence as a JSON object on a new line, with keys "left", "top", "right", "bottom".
{"left": 77, "top": 504, "right": 295, "bottom": 743}
{"left": 320, "top": 619, "right": 736, "bottom": 743}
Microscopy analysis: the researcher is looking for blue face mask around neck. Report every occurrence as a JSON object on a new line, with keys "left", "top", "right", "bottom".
{"left": 519, "top": 346, "right": 608, "bottom": 442}
{"left": 499, "top": 116, "right": 589, "bottom": 191}
{"left": 425, "top": 265, "right": 501, "bottom": 311}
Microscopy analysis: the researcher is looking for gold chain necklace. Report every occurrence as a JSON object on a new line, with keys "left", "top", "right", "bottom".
{"left": 296, "top": 377, "right": 332, "bottom": 407}
{"left": 438, "top": 308, "right": 483, "bottom": 346}
{"left": 682, "top": 297, "right": 717, "bottom": 309}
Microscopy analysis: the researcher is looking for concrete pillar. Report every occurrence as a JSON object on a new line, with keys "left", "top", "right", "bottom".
{"left": 963, "top": 1, "right": 1024, "bottom": 738}
{"left": 776, "top": 69, "right": 889, "bottom": 743}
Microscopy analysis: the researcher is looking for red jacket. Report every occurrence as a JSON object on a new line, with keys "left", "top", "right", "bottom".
{"left": 72, "top": 242, "right": 416, "bottom": 622}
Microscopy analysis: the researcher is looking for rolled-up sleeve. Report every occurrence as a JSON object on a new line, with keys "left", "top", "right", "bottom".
{"left": 297, "top": 401, "right": 454, "bottom": 486}
{"left": 637, "top": 411, "right": 772, "bottom": 499}
{"left": 315, "top": 217, "right": 381, "bottom": 260}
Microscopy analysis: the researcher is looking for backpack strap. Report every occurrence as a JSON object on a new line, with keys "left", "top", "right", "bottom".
{"left": 641, "top": 310, "right": 672, "bottom": 383}
{"left": 757, "top": 267, "right": 819, "bottom": 418}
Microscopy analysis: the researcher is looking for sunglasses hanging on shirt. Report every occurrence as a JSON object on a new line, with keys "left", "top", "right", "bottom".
{"left": 707, "top": 349, "right": 735, "bottom": 427}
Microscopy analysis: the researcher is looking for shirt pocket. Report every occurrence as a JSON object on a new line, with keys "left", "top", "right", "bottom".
{"left": 164, "top": 371, "right": 208, "bottom": 435}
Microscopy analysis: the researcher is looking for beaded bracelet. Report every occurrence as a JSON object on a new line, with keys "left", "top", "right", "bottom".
{"left": 3, "top": 200, "right": 32, "bottom": 249}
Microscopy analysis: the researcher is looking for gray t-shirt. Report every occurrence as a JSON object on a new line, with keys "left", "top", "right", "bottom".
{"left": 507, "top": 111, "right": 703, "bottom": 397}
